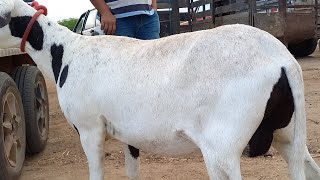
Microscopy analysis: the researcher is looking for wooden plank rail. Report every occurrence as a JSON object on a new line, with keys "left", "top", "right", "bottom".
{"left": 192, "top": 0, "right": 212, "bottom": 7}
{"left": 158, "top": 11, "right": 189, "bottom": 21}
{"left": 157, "top": 0, "right": 319, "bottom": 44}
{"left": 191, "top": 2, "right": 249, "bottom": 20}
{"left": 157, "top": 0, "right": 188, "bottom": 9}
{"left": 192, "top": 10, "right": 212, "bottom": 20}
{"left": 215, "top": 2, "right": 249, "bottom": 14}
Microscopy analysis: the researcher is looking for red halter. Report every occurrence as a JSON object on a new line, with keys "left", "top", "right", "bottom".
{"left": 20, "top": 1, "right": 47, "bottom": 52}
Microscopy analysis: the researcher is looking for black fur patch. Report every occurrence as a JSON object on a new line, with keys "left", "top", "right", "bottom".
{"left": 51, "top": 44, "right": 64, "bottom": 83}
{"left": 128, "top": 145, "right": 140, "bottom": 159}
{"left": 248, "top": 67, "right": 294, "bottom": 157}
{"left": 0, "top": 12, "right": 11, "bottom": 28}
{"left": 59, "top": 65, "right": 69, "bottom": 88}
{"left": 73, "top": 124, "right": 79, "bottom": 135}
{"left": 9, "top": 16, "right": 44, "bottom": 50}
{"left": 48, "top": 22, "right": 51, "bottom": 26}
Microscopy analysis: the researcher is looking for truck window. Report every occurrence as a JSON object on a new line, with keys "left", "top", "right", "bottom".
{"left": 75, "top": 17, "right": 85, "bottom": 33}
{"left": 84, "top": 10, "right": 98, "bottom": 30}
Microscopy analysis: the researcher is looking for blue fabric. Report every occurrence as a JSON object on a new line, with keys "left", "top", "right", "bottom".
{"left": 104, "top": 0, "right": 154, "bottom": 18}
{"left": 115, "top": 12, "right": 160, "bottom": 40}
{"left": 115, "top": 9, "right": 154, "bottom": 19}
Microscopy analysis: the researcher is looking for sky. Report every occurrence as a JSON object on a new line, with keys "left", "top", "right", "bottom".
{"left": 36, "top": 0, "right": 94, "bottom": 22}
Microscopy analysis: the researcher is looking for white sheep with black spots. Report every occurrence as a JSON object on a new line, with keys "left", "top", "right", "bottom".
{"left": 0, "top": 0, "right": 319, "bottom": 179}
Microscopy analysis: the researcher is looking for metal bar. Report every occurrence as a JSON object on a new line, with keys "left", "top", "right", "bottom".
{"left": 315, "top": 0, "right": 318, "bottom": 38}
{"left": 188, "top": 0, "right": 192, "bottom": 32}
{"left": 251, "top": 0, "right": 256, "bottom": 26}
{"left": 248, "top": 0, "right": 253, "bottom": 25}
{"left": 171, "top": 0, "right": 181, "bottom": 34}
{"left": 258, "top": 5, "right": 317, "bottom": 9}
{"left": 211, "top": 0, "right": 216, "bottom": 27}
{"left": 278, "top": 0, "right": 286, "bottom": 16}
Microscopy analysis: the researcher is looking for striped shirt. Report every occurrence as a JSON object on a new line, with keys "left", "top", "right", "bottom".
{"left": 105, "top": 0, "right": 155, "bottom": 18}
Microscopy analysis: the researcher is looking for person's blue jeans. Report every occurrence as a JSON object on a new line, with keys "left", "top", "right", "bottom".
{"left": 115, "top": 12, "right": 160, "bottom": 40}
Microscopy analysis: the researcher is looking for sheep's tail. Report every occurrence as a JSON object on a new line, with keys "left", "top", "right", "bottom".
{"left": 285, "top": 63, "right": 306, "bottom": 161}
{"left": 248, "top": 67, "right": 295, "bottom": 157}
{"left": 285, "top": 62, "right": 320, "bottom": 179}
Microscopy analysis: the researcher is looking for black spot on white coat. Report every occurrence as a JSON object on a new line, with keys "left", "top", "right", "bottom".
{"left": 248, "top": 67, "right": 294, "bottom": 157}
{"left": 128, "top": 145, "right": 140, "bottom": 159}
{"left": 51, "top": 44, "right": 64, "bottom": 83}
{"left": 73, "top": 124, "right": 79, "bottom": 135}
{"left": 59, "top": 65, "right": 68, "bottom": 88}
{"left": 0, "top": 12, "right": 11, "bottom": 28}
{"left": 9, "top": 16, "right": 44, "bottom": 50}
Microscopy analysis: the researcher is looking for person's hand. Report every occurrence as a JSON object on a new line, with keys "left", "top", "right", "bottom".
{"left": 100, "top": 10, "right": 116, "bottom": 35}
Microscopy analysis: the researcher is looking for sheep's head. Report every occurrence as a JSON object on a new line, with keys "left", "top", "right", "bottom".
{"left": 0, "top": 0, "right": 19, "bottom": 49}
{"left": 0, "top": 0, "right": 14, "bottom": 27}
{"left": 0, "top": 0, "right": 43, "bottom": 50}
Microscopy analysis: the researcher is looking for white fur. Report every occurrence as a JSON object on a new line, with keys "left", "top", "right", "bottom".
{"left": 0, "top": 0, "right": 319, "bottom": 179}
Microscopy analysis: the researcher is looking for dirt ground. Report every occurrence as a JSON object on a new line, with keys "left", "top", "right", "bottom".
{"left": 20, "top": 53, "right": 320, "bottom": 180}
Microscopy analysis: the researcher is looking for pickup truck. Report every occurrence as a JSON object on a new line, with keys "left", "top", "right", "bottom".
{"left": 0, "top": 0, "right": 49, "bottom": 179}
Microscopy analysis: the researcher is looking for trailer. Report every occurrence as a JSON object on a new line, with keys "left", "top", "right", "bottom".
{"left": 157, "top": 0, "right": 319, "bottom": 57}
{"left": 0, "top": 1, "right": 49, "bottom": 179}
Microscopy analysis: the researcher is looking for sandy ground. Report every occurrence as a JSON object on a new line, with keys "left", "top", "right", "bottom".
{"left": 19, "top": 53, "right": 320, "bottom": 180}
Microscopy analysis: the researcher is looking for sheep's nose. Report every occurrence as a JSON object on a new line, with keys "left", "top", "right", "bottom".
{"left": 0, "top": 12, "right": 11, "bottom": 28}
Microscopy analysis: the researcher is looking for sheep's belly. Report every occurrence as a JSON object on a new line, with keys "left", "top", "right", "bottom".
{"left": 113, "top": 130, "right": 199, "bottom": 156}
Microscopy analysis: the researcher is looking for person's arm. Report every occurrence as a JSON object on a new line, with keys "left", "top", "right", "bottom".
{"left": 151, "top": 0, "right": 157, "bottom": 11}
{"left": 90, "top": 0, "right": 116, "bottom": 35}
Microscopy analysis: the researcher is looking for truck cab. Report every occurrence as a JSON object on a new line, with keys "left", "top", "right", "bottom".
{"left": 0, "top": 1, "right": 49, "bottom": 179}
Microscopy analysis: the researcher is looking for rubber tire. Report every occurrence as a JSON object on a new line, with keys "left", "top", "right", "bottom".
{"left": 11, "top": 66, "right": 49, "bottom": 154}
{"left": 288, "top": 38, "right": 318, "bottom": 57}
{"left": 0, "top": 72, "right": 26, "bottom": 180}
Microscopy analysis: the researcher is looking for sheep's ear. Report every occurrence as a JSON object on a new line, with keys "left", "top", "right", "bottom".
{"left": 0, "top": 0, "right": 14, "bottom": 28}
{"left": 0, "top": 12, "right": 11, "bottom": 28}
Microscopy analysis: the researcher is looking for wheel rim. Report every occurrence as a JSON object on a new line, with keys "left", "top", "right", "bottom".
{"left": 35, "top": 80, "right": 48, "bottom": 138}
{"left": 2, "top": 92, "right": 23, "bottom": 167}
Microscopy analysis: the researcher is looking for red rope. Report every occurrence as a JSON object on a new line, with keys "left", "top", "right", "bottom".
{"left": 20, "top": 3, "right": 47, "bottom": 52}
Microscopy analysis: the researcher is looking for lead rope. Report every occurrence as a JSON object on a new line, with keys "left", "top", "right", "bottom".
{"left": 20, "top": 1, "right": 47, "bottom": 52}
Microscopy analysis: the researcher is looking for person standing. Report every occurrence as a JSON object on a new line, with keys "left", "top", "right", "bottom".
{"left": 90, "top": 0, "right": 160, "bottom": 40}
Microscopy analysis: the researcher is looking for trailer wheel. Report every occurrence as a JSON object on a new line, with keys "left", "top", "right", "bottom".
{"left": 0, "top": 72, "right": 26, "bottom": 180}
{"left": 12, "top": 66, "right": 49, "bottom": 154}
{"left": 288, "top": 38, "right": 318, "bottom": 57}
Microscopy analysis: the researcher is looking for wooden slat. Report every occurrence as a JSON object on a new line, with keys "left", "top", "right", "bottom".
{"left": 192, "top": 18, "right": 214, "bottom": 25}
{"left": 158, "top": 11, "right": 189, "bottom": 21}
{"left": 192, "top": 9, "right": 212, "bottom": 19}
{"left": 215, "top": 12, "right": 249, "bottom": 26}
{"left": 0, "top": 48, "right": 23, "bottom": 57}
{"left": 256, "top": 0, "right": 278, "bottom": 7}
{"left": 215, "top": 2, "right": 249, "bottom": 14}
{"left": 157, "top": 0, "right": 189, "bottom": 9}
{"left": 191, "top": 20, "right": 215, "bottom": 31}
{"left": 191, "top": 0, "right": 212, "bottom": 7}
{"left": 191, "top": 3, "right": 248, "bottom": 19}
{"left": 180, "top": 24, "right": 191, "bottom": 33}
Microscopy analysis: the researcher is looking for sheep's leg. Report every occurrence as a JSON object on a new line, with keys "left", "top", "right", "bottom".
{"left": 200, "top": 145, "right": 242, "bottom": 180}
{"left": 272, "top": 139, "right": 305, "bottom": 180}
{"left": 272, "top": 127, "right": 320, "bottom": 180}
{"left": 303, "top": 147, "right": 320, "bottom": 180}
{"left": 194, "top": 121, "right": 250, "bottom": 180}
{"left": 78, "top": 124, "right": 106, "bottom": 180}
{"left": 124, "top": 144, "right": 140, "bottom": 180}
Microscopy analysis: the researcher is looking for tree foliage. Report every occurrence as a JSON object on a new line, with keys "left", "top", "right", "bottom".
{"left": 58, "top": 18, "right": 78, "bottom": 31}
